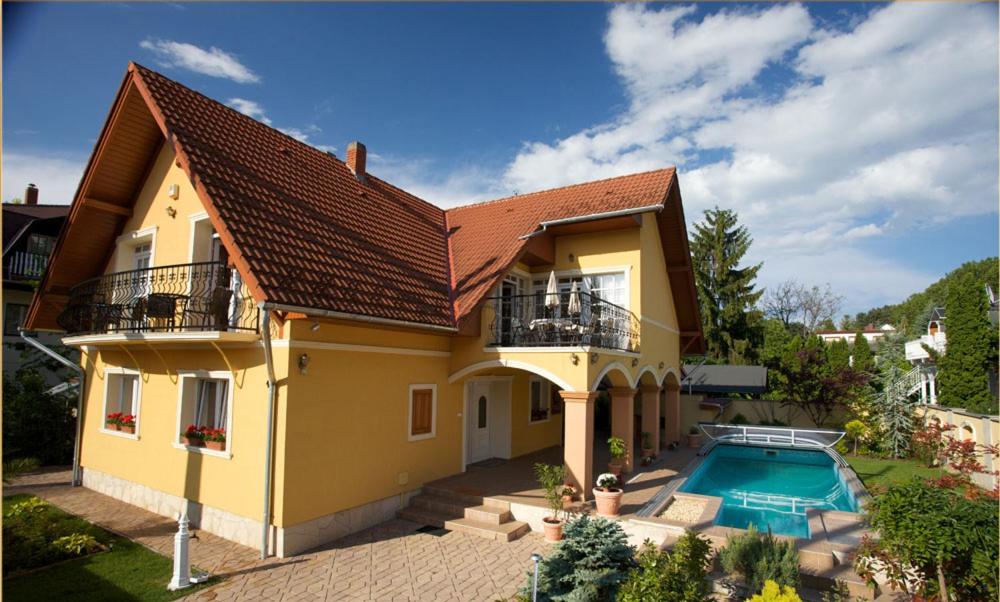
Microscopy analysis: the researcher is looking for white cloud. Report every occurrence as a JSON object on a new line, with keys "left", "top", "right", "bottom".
{"left": 367, "top": 154, "right": 503, "bottom": 207}
{"left": 140, "top": 38, "right": 260, "bottom": 84}
{"left": 2, "top": 153, "right": 84, "bottom": 204}
{"left": 225, "top": 99, "right": 336, "bottom": 153}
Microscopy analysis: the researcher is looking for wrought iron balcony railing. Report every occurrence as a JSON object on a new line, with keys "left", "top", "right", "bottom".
{"left": 484, "top": 291, "right": 639, "bottom": 352}
{"left": 57, "top": 261, "right": 259, "bottom": 336}
{"left": 5, "top": 251, "right": 49, "bottom": 281}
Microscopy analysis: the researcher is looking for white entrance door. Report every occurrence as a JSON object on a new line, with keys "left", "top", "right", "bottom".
{"left": 467, "top": 381, "right": 492, "bottom": 464}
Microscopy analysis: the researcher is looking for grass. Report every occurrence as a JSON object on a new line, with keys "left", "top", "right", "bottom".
{"left": 846, "top": 455, "right": 945, "bottom": 493}
{"left": 3, "top": 494, "right": 217, "bottom": 602}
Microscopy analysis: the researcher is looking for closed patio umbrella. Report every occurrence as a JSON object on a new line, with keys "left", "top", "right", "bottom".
{"left": 567, "top": 280, "right": 582, "bottom": 315}
{"left": 544, "top": 271, "right": 560, "bottom": 311}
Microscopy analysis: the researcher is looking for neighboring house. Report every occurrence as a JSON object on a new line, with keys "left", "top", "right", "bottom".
{"left": 678, "top": 364, "right": 775, "bottom": 426}
{"left": 27, "top": 63, "right": 704, "bottom": 557}
{"left": 816, "top": 323, "right": 895, "bottom": 346}
{"left": 2, "top": 187, "right": 74, "bottom": 384}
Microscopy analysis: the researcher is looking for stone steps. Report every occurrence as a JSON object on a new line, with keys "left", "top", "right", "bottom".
{"left": 398, "top": 487, "right": 529, "bottom": 542}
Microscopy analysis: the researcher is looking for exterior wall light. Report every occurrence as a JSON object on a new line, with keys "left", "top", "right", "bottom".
{"left": 298, "top": 353, "right": 310, "bottom": 375}
{"left": 590, "top": 353, "right": 599, "bottom": 365}
{"left": 168, "top": 183, "right": 180, "bottom": 200}
{"left": 165, "top": 206, "right": 177, "bottom": 218}
{"left": 631, "top": 358, "right": 639, "bottom": 367}
{"left": 659, "top": 362, "right": 665, "bottom": 370}
{"left": 570, "top": 353, "right": 579, "bottom": 365}
{"left": 310, "top": 321, "right": 320, "bottom": 332}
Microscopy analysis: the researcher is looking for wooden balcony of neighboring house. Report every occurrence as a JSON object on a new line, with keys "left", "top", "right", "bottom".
{"left": 4, "top": 251, "right": 49, "bottom": 282}
{"left": 483, "top": 291, "right": 640, "bottom": 353}
{"left": 57, "top": 261, "right": 260, "bottom": 345}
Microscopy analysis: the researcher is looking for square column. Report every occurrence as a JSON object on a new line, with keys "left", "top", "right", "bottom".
{"left": 640, "top": 385, "right": 661, "bottom": 456}
{"left": 560, "top": 391, "right": 597, "bottom": 500}
{"left": 609, "top": 387, "right": 637, "bottom": 473}
{"left": 665, "top": 386, "right": 680, "bottom": 445}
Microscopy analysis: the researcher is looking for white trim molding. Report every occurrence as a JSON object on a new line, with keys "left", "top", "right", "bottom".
{"left": 482, "top": 345, "right": 639, "bottom": 358}
{"left": 100, "top": 366, "right": 142, "bottom": 440}
{"left": 174, "top": 369, "right": 235, "bottom": 459}
{"left": 407, "top": 384, "right": 438, "bottom": 442}
{"left": 62, "top": 331, "right": 260, "bottom": 347}
{"left": 448, "top": 359, "right": 576, "bottom": 392}
{"left": 115, "top": 225, "right": 158, "bottom": 270}
{"left": 634, "top": 365, "right": 660, "bottom": 388}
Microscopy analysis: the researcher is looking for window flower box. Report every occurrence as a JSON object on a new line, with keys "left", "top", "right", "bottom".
{"left": 203, "top": 428, "right": 226, "bottom": 451}
{"left": 105, "top": 412, "right": 122, "bottom": 431}
{"left": 180, "top": 425, "right": 205, "bottom": 447}
{"left": 119, "top": 415, "right": 136, "bottom": 434}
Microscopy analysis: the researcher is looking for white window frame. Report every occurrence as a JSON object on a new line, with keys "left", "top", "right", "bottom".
{"left": 115, "top": 226, "right": 158, "bottom": 272}
{"left": 173, "top": 370, "right": 234, "bottom": 459}
{"left": 530, "top": 266, "right": 631, "bottom": 310}
{"left": 407, "top": 384, "right": 438, "bottom": 442}
{"left": 528, "top": 376, "right": 550, "bottom": 425}
{"left": 100, "top": 367, "right": 142, "bottom": 440}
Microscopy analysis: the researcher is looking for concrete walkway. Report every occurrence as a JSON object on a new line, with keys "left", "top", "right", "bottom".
{"left": 5, "top": 469, "right": 546, "bottom": 601}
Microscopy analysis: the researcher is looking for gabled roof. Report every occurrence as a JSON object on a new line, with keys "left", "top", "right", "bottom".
{"left": 3, "top": 204, "right": 69, "bottom": 255}
{"left": 28, "top": 63, "right": 703, "bottom": 352}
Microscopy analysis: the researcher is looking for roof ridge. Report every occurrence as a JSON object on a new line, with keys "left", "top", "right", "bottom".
{"left": 130, "top": 61, "right": 344, "bottom": 166}
{"left": 445, "top": 166, "right": 676, "bottom": 213}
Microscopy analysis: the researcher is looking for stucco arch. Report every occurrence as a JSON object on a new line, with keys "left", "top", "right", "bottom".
{"left": 448, "top": 359, "right": 576, "bottom": 392}
{"left": 590, "top": 361, "right": 636, "bottom": 391}
{"left": 636, "top": 365, "right": 660, "bottom": 388}
{"left": 662, "top": 368, "right": 681, "bottom": 390}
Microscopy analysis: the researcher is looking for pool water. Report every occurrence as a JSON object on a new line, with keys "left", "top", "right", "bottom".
{"left": 679, "top": 444, "right": 858, "bottom": 538}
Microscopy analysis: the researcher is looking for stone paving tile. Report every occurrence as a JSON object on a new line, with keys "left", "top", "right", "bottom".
{"left": 6, "top": 469, "right": 547, "bottom": 601}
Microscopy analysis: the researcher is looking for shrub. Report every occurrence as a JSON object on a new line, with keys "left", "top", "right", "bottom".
{"left": 2, "top": 495, "right": 112, "bottom": 574}
{"left": 51, "top": 533, "right": 103, "bottom": 555}
{"left": 3, "top": 368, "right": 75, "bottom": 465}
{"left": 718, "top": 525, "right": 799, "bottom": 594}
{"left": 750, "top": 580, "right": 803, "bottom": 602}
{"left": 860, "top": 478, "right": 998, "bottom": 601}
{"left": 2, "top": 457, "right": 40, "bottom": 484}
{"left": 844, "top": 420, "right": 867, "bottom": 455}
{"left": 617, "top": 531, "right": 712, "bottom": 602}
{"left": 6, "top": 497, "right": 48, "bottom": 517}
{"left": 730, "top": 413, "right": 749, "bottom": 425}
{"left": 534, "top": 463, "right": 566, "bottom": 521}
{"left": 608, "top": 436, "right": 627, "bottom": 461}
{"left": 520, "top": 515, "right": 636, "bottom": 601}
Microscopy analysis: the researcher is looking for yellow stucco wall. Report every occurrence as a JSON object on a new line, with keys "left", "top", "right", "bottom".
{"left": 78, "top": 343, "right": 286, "bottom": 521}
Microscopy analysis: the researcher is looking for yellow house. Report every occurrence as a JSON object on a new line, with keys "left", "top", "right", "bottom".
{"left": 28, "top": 63, "right": 704, "bottom": 557}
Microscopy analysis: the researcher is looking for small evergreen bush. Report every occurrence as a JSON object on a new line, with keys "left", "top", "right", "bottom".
{"left": 520, "top": 515, "right": 636, "bottom": 601}
{"left": 718, "top": 525, "right": 799, "bottom": 594}
{"left": 617, "top": 531, "right": 713, "bottom": 602}
{"left": 750, "top": 580, "right": 803, "bottom": 602}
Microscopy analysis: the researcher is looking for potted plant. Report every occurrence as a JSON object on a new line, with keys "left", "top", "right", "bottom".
{"left": 534, "top": 463, "right": 566, "bottom": 542}
{"left": 607, "top": 436, "right": 627, "bottom": 477}
{"left": 180, "top": 425, "right": 205, "bottom": 447}
{"left": 593, "top": 473, "right": 624, "bottom": 518}
{"left": 105, "top": 412, "right": 122, "bottom": 431}
{"left": 561, "top": 483, "right": 577, "bottom": 510}
{"left": 119, "top": 414, "right": 136, "bottom": 434}
{"left": 204, "top": 428, "right": 226, "bottom": 451}
{"left": 687, "top": 425, "right": 703, "bottom": 448}
{"left": 641, "top": 431, "right": 655, "bottom": 459}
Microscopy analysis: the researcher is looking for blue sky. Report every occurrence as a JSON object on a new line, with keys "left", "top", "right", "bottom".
{"left": 3, "top": 2, "right": 998, "bottom": 316}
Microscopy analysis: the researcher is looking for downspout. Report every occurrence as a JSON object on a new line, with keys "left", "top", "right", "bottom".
{"left": 19, "top": 329, "right": 85, "bottom": 487}
{"left": 259, "top": 306, "right": 277, "bottom": 560}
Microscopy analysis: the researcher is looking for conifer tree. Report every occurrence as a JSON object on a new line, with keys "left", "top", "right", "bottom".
{"left": 851, "top": 331, "right": 875, "bottom": 375}
{"left": 827, "top": 339, "right": 851, "bottom": 370}
{"left": 690, "top": 207, "right": 764, "bottom": 364}
{"left": 937, "top": 272, "right": 997, "bottom": 413}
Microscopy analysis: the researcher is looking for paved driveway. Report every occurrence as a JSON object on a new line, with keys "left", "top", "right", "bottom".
{"left": 6, "top": 470, "right": 545, "bottom": 602}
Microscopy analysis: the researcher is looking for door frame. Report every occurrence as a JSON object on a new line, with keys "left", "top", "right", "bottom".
{"left": 461, "top": 376, "right": 513, "bottom": 471}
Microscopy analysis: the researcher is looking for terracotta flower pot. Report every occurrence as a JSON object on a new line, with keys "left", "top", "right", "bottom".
{"left": 542, "top": 517, "right": 563, "bottom": 542}
{"left": 687, "top": 433, "right": 703, "bottom": 449}
{"left": 106, "top": 423, "right": 119, "bottom": 431}
{"left": 641, "top": 447, "right": 655, "bottom": 459}
{"left": 182, "top": 436, "right": 204, "bottom": 447}
{"left": 608, "top": 460, "right": 624, "bottom": 478}
{"left": 120, "top": 425, "right": 135, "bottom": 434}
{"left": 205, "top": 440, "right": 225, "bottom": 451}
{"left": 592, "top": 487, "right": 624, "bottom": 518}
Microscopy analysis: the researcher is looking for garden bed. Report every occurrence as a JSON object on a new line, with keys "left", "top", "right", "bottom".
{"left": 2, "top": 494, "right": 216, "bottom": 601}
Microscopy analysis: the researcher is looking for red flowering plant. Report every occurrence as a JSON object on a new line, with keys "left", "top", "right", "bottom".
{"left": 105, "top": 412, "right": 123, "bottom": 429}
{"left": 203, "top": 428, "right": 226, "bottom": 443}
{"left": 180, "top": 424, "right": 205, "bottom": 442}
{"left": 120, "top": 415, "right": 136, "bottom": 427}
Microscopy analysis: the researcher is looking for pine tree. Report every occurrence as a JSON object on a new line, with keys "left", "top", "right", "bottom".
{"left": 690, "top": 207, "right": 764, "bottom": 364}
{"left": 937, "top": 272, "right": 997, "bottom": 413}
{"left": 851, "top": 331, "right": 875, "bottom": 375}
{"left": 827, "top": 339, "right": 851, "bottom": 370}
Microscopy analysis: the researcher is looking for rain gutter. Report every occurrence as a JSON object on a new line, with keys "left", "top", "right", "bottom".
{"left": 518, "top": 204, "right": 664, "bottom": 240}
{"left": 259, "top": 307, "right": 277, "bottom": 559}
{"left": 264, "top": 302, "right": 458, "bottom": 333}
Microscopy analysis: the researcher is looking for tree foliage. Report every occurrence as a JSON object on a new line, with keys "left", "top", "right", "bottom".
{"left": 522, "top": 515, "right": 636, "bottom": 602}
{"left": 937, "top": 271, "right": 997, "bottom": 414}
{"left": 2, "top": 368, "right": 75, "bottom": 465}
{"left": 690, "top": 207, "right": 764, "bottom": 364}
{"left": 718, "top": 525, "right": 800, "bottom": 595}
{"left": 850, "top": 333, "right": 875, "bottom": 375}
{"left": 826, "top": 339, "right": 851, "bottom": 370}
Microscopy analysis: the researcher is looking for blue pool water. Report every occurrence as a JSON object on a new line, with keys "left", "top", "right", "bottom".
{"left": 679, "top": 444, "right": 858, "bottom": 538}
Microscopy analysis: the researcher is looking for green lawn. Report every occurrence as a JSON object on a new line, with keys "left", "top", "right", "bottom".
{"left": 846, "top": 455, "right": 945, "bottom": 493}
{"left": 2, "top": 494, "right": 216, "bottom": 602}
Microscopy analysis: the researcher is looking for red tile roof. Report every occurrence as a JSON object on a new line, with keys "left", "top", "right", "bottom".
{"left": 30, "top": 63, "right": 699, "bottom": 343}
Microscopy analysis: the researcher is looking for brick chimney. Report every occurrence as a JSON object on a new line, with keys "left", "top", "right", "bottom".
{"left": 346, "top": 141, "right": 366, "bottom": 181}
{"left": 25, "top": 184, "right": 38, "bottom": 206}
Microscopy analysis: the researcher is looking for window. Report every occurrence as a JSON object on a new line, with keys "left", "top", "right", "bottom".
{"left": 530, "top": 271, "right": 628, "bottom": 310}
{"left": 134, "top": 242, "right": 152, "bottom": 270}
{"left": 176, "top": 372, "right": 232, "bottom": 454}
{"left": 26, "top": 234, "right": 55, "bottom": 257}
{"left": 529, "top": 377, "right": 550, "bottom": 423}
{"left": 3, "top": 303, "right": 28, "bottom": 336}
{"left": 408, "top": 384, "right": 437, "bottom": 441}
{"left": 102, "top": 368, "right": 141, "bottom": 438}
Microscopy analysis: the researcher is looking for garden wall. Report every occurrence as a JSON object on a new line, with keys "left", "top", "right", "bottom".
{"left": 915, "top": 404, "right": 998, "bottom": 490}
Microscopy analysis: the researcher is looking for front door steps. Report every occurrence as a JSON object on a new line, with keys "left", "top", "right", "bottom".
{"left": 397, "top": 485, "right": 531, "bottom": 542}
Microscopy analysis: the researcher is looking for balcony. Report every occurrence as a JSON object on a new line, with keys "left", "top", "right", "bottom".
{"left": 57, "top": 262, "right": 259, "bottom": 337}
{"left": 485, "top": 292, "right": 639, "bottom": 353}
{"left": 5, "top": 251, "right": 49, "bottom": 282}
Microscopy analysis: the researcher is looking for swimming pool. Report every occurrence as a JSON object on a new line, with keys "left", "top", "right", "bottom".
{"left": 679, "top": 444, "right": 859, "bottom": 538}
